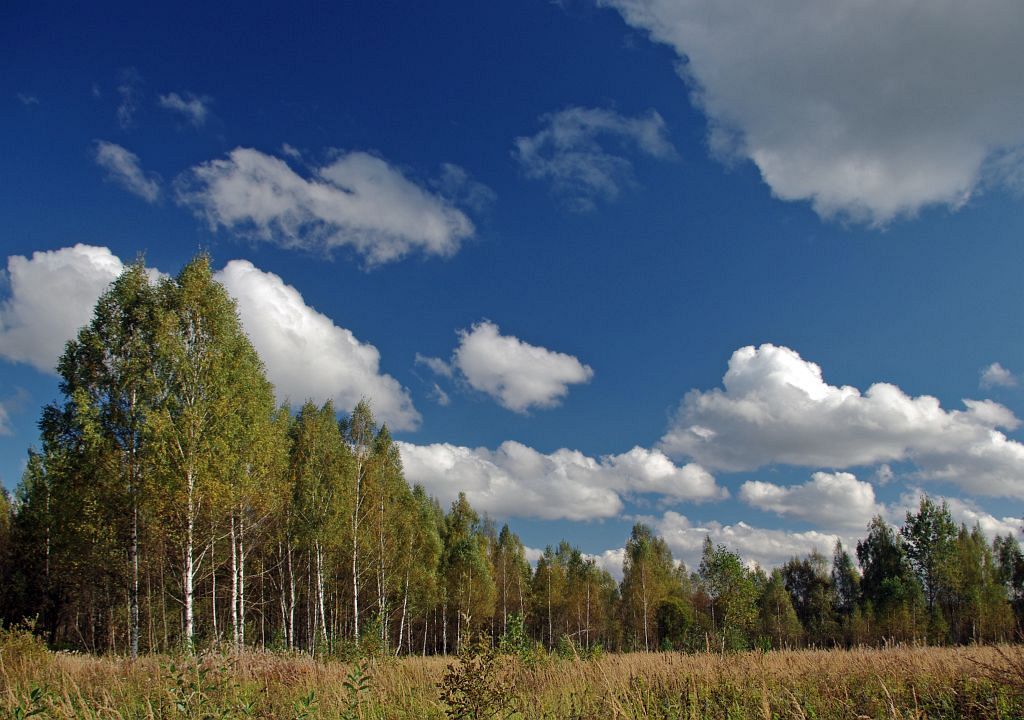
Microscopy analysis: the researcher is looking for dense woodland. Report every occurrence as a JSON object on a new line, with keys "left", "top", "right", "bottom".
{"left": 0, "top": 256, "right": 1022, "bottom": 658}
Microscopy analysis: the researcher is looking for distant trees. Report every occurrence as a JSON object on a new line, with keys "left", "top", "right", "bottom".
{"left": 0, "top": 253, "right": 1021, "bottom": 656}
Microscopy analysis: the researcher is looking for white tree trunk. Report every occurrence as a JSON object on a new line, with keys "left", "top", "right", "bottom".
{"left": 396, "top": 569, "right": 410, "bottom": 657}
{"left": 183, "top": 471, "right": 195, "bottom": 650}
{"left": 315, "top": 540, "right": 328, "bottom": 645}
{"left": 231, "top": 515, "right": 239, "bottom": 648}
{"left": 238, "top": 519, "right": 246, "bottom": 649}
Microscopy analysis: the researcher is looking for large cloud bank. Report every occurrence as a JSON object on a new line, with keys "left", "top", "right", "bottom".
{"left": 600, "top": 0, "right": 1024, "bottom": 223}
{"left": 661, "top": 344, "right": 1024, "bottom": 496}
{"left": 399, "top": 440, "right": 722, "bottom": 521}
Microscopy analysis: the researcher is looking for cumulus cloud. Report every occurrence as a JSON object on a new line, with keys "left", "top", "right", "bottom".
{"left": 514, "top": 106, "right": 675, "bottom": 211}
{"left": 653, "top": 510, "right": 843, "bottom": 570}
{"left": 1, "top": 248, "right": 418, "bottom": 430}
{"left": 0, "top": 245, "right": 127, "bottom": 371}
{"left": 600, "top": 0, "right": 1024, "bottom": 224}
{"left": 178, "top": 148, "right": 476, "bottom": 265}
{"left": 158, "top": 92, "right": 211, "bottom": 127}
{"left": 398, "top": 440, "right": 722, "bottom": 521}
{"left": 890, "top": 489, "right": 1023, "bottom": 540}
{"left": 740, "top": 471, "right": 883, "bottom": 530}
{"left": 214, "top": 260, "right": 420, "bottom": 430}
{"left": 585, "top": 548, "right": 627, "bottom": 580}
{"left": 94, "top": 141, "right": 161, "bottom": 202}
{"left": 523, "top": 546, "right": 544, "bottom": 566}
{"left": 661, "top": 344, "right": 1024, "bottom": 497}
{"left": 421, "top": 321, "right": 593, "bottom": 412}
{"left": 524, "top": 545, "right": 627, "bottom": 580}
{"left": 981, "top": 362, "right": 1017, "bottom": 389}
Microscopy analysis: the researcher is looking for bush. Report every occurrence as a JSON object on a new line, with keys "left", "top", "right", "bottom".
{"left": 0, "top": 620, "right": 50, "bottom": 672}
{"left": 439, "top": 633, "right": 515, "bottom": 719}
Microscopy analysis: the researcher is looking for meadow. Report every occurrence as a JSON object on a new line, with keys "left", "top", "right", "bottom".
{"left": 2, "top": 627, "right": 1023, "bottom": 720}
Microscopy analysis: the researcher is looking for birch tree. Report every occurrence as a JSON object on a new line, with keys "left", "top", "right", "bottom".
{"left": 49, "top": 262, "right": 160, "bottom": 657}
{"left": 149, "top": 255, "right": 270, "bottom": 651}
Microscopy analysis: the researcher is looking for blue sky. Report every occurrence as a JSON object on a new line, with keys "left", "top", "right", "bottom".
{"left": 3, "top": 0, "right": 1024, "bottom": 574}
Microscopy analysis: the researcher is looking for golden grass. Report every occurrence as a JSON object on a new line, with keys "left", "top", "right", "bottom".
{"left": 1, "top": 640, "right": 1022, "bottom": 719}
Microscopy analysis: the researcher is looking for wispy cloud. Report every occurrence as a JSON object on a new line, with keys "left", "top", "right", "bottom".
{"left": 158, "top": 91, "right": 211, "bottom": 127}
{"left": 116, "top": 68, "right": 142, "bottom": 129}
{"left": 94, "top": 141, "right": 161, "bottom": 202}
{"left": 514, "top": 106, "right": 675, "bottom": 211}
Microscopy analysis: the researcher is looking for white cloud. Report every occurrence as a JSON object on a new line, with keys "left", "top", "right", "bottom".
{"left": 0, "top": 245, "right": 127, "bottom": 372}
{"left": 158, "top": 92, "right": 211, "bottom": 127}
{"left": 0, "top": 400, "right": 11, "bottom": 435}
{"left": 1, "top": 248, "right": 418, "bottom": 430}
{"left": 415, "top": 352, "right": 454, "bottom": 379}
{"left": 398, "top": 440, "right": 722, "bottom": 521}
{"left": 214, "top": 260, "right": 420, "bottom": 431}
{"left": 438, "top": 320, "right": 594, "bottom": 412}
{"left": 94, "top": 141, "right": 161, "bottom": 203}
{"left": 653, "top": 510, "right": 843, "bottom": 571}
{"left": 16, "top": 93, "right": 38, "bottom": 106}
{"left": 661, "top": 344, "right": 1024, "bottom": 497}
{"left": 179, "top": 148, "right": 476, "bottom": 266}
{"left": 740, "top": 471, "right": 883, "bottom": 530}
{"left": 524, "top": 545, "right": 626, "bottom": 580}
{"left": 600, "top": 0, "right": 1024, "bottom": 224}
{"left": 585, "top": 548, "right": 626, "bottom": 581}
{"left": 434, "top": 163, "right": 497, "bottom": 213}
{"left": 875, "top": 463, "right": 894, "bottom": 486}
{"left": 981, "top": 362, "right": 1017, "bottom": 389}
{"left": 890, "top": 489, "right": 1023, "bottom": 540}
{"left": 429, "top": 383, "right": 451, "bottom": 406}
{"left": 523, "top": 546, "right": 544, "bottom": 566}
{"left": 514, "top": 106, "right": 675, "bottom": 211}
{"left": 116, "top": 68, "right": 141, "bottom": 129}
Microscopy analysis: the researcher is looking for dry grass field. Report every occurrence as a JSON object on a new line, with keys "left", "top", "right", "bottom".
{"left": 2, "top": 630, "right": 1023, "bottom": 719}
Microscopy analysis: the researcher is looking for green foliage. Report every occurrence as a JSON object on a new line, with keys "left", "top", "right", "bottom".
{"left": 162, "top": 654, "right": 262, "bottom": 719}
{"left": 3, "top": 251, "right": 1023, "bottom": 662}
{"left": 655, "top": 596, "right": 693, "bottom": 650}
{"left": 699, "top": 537, "right": 758, "bottom": 651}
{"left": 758, "top": 569, "right": 803, "bottom": 649}
{"left": 8, "top": 686, "right": 49, "bottom": 720}
{"left": 289, "top": 691, "right": 317, "bottom": 720}
{"left": 902, "top": 495, "right": 958, "bottom": 614}
{"left": 0, "top": 621, "right": 50, "bottom": 670}
{"left": 438, "top": 633, "right": 515, "bottom": 719}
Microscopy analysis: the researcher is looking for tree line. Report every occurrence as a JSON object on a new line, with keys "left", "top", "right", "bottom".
{"left": 0, "top": 255, "right": 1022, "bottom": 657}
